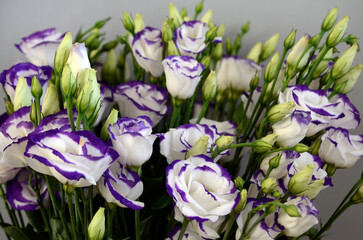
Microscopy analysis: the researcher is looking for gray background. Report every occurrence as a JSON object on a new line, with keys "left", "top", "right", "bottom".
{"left": 0, "top": 0, "right": 362, "bottom": 239}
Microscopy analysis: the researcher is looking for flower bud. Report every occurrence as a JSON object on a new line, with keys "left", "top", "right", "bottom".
{"left": 31, "top": 76, "right": 42, "bottom": 99}
{"left": 288, "top": 164, "right": 315, "bottom": 195}
{"left": 216, "top": 135, "right": 234, "bottom": 150}
{"left": 84, "top": 29, "right": 100, "bottom": 50}
{"left": 350, "top": 184, "right": 363, "bottom": 204}
{"left": 312, "top": 48, "right": 333, "bottom": 79}
{"left": 101, "top": 49, "right": 117, "bottom": 84}
{"left": 334, "top": 64, "right": 363, "bottom": 93}
{"left": 100, "top": 109, "right": 119, "bottom": 141}
{"left": 123, "top": 12, "right": 135, "bottom": 34}
{"left": 216, "top": 24, "right": 226, "bottom": 37}
{"left": 61, "top": 64, "right": 76, "bottom": 98}
{"left": 30, "top": 102, "right": 37, "bottom": 126}
{"left": 13, "top": 77, "right": 32, "bottom": 111}
{"left": 5, "top": 100, "right": 14, "bottom": 115}
{"left": 269, "top": 154, "right": 281, "bottom": 169}
{"left": 225, "top": 38, "right": 233, "bottom": 55}
{"left": 331, "top": 43, "right": 358, "bottom": 80}
{"left": 260, "top": 33, "right": 280, "bottom": 62}
{"left": 94, "top": 17, "right": 111, "bottom": 29}
{"left": 54, "top": 32, "right": 72, "bottom": 74}
{"left": 88, "top": 207, "right": 105, "bottom": 240}
{"left": 261, "top": 178, "right": 277, "bottom": 194}
{"left": 212, "top": 42, "right": 223, "bottom": 61}
{"left": 241, "top": 21, "right": 250, "bottom": 35}
{"left": 294, "top": 143, "right": 310, "bottom": 153}
{"left": 253, "top": 139, "right": 273, "bottom": 153}
{"left": 195, "top": 0, "right": 204, "bottom": 18}
{"left": 300, "top": 179, "right": 325, "bottom": 199}
{"left": 283, "top": 204, "right": 301, "bottom": 217}
{"left": 185, "top": 136, "right": 209, "bottom": 159}
{"left": 264, "top": 51, "right": 280, "bottom": 83}
{"left": 200, "top": 55, "right": 211, "bottom": 69}
{"left": 205, "top": 26, "right": 218, "bottom": 43}
{"left": 234, "top": 189, "right": 247, "bottom": 212}
{"left": 234, "top": 177, "right": 245, "bottom": 191}
{"left": 246, "top": 42, "right": 262, "bottom": 63}
{"left": 286, "top": 34, "right": 311, "bottom": 76}
{"left": 266, "top": 204, "right": 278, "bottom": 215}
{"left": 284, "top": 29, "right": 296, "bottom": 50}
{"left": 260, "top": 133, "right": 278, "bottom": 146}
{"left": 201, "top": 9, "right": 214, "bottom": 28}
{"left": 76, "top": 68, "right": 91, "bottom": 94}
{"left": 76, "top": 70, "right": 100, "bottom": 118}
{"left": 41, "top": 85, "right": 60, "bottom": 117}
{"left": 267, "top": 102, "right": 295, "bottom": 122}
{"left": 167, "top": 40, "right": 180, "bottom": 56}
{"left": 202, "top": 70, "right": 217, "bottom": 101}
{"left": 326, "top": 15, "right": 349, "bottom": 47}
{"left": 310, "top": 139, "right": 322, "bottom": 156}
{"left": 134, "top": 13, "right": 145, "bottom": 34}
{"left": 322, "top": 7, "right": 338, "bottom": 31}
{"left": 180, "top": 8, "right": 188, "bottom": 19}
{"left": 169, "top": 3, "right": 183, "bottom": 28}
{"left": 249, "top": 73, "right": 259, "bottom": 91}
{"left": 162, "top": 19, "right": 173, "bottom": 42}
{"left": 273, "top": 190, "right": 283, "bottom": 199}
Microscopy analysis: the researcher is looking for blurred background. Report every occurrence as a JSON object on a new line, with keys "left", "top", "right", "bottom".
{"left": 1, "top": 0, "right": 362, "bottom": 239}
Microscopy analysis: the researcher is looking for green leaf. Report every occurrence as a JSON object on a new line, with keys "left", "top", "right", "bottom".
{"left": 25, "top": 210, "right": 46, "bottom": 232}
{"left": 2, "top": 226, "right": 29, "bottom": 240}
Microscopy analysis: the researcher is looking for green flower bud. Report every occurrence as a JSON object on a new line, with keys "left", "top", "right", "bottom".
{"left": 260, "top": 33, "right": 280, "bottom": 62}
{"left": 123, "top": 12, "right": 135, "bottom": 34}
{"left": 76, "top": 70, "right": 100, "bottom": 119}
{"left": 334, "top": 64, "right": 363, "bottom": 93}
{"left": 310, "top": 34, "right": 321, "bottom": 47}
{"left": 234, "top": 177, "right": 245, "bottom": 191}
{"left": 202, "top": 70, "right": 217, "bottom": 101}
{"left": 185, "top": 136, "right": 209, "bottom": 159}
{"left": 264, "top": 51, "right": 280, "bottom": 83}
{"left": 350, "top": 184, "right": 363, "bottom": 204}
{"left": 272, "top": 190, "right": 283, "bottom": 199}
{"left": 300, "top": 179, "right": 325, "bottom": 199}
{"left": 205, "top": 26, "right": 218, "bottom": 43}
{"left": 167, "top": 40, "right": 180, "bottom": 56}
{"left": 215, "top": 135, "right": 234, "bottom": 150}
{"left": 241, "top": 21, "right": 250, "bottom": 35}
{"left": 246, "top": 42, "right": 262, "bottom": 63}
{"left": 284, "top": 29, "right": 296, "bottom": 50}
{"left": 201, "top": 9, "right": 214, "bottom": 28}
{"left": 294, "top": 143, "right": 310, "bottom": 153}
{"left": 322, "top": 7, "right": 338, "bottom": 31}
{"left": 84, "top": 29, "right": 100, "bottom": 50}
{"left": 61, "top": 64, "right": 76, "bottom": 98}
{"left": 180, "top": 8, "right": 188, "bottom": 19}
{"left": 76, "top": 68, "right": 94, "bottom": 95}
{"left": 325, "top": 163, "right": 337, "bottom": 177}
{"left": 54, "top": 32, "right": 72, "bottom": 74}
{"left": 286, "top": 34, "right": 311, "bottom": 76}
{"left": 288, "top": 164, "right": 315, "bottom": 195}
{"left": 94, "top": 17, "right": 111, "bottom": 29}
{"left": 162, "top": 19, "right": 173, "bottom": 43}
{"left": 234, "top": 189, "right": 248, "bottom": 213}
{"left": 260, "top": 133, "right": 278, "bottom": 146}
{"left": 331, "top": 43, "right": 358, "bottom": 80}
{"left": 88, "top": 207, "right": 105, "bottom": 240}
{"left": 249, "top": 73, "right": 259, "bottom": 91}
{"left": 313, "top": 48, "right": 333, "bottom": 79}
{"left": 134, "top": 13, "right": 145, "bottom": 34}
{"left": 269, "top": 154, "right": 281, "bottom": 169}
{"left": 30, "top": 103, "right": 37, "bottom": 126}
{"left": 31, "top": 76, "right": 42, "bottom": 99}
{"left": 226, "top": 38, "right": 233, "bottom": 55}
{"left": 267, "top": 102, "right": 295, "bottom": 122}
{"left": 216, "top": 24, "right": 226, "bottom": 37}
{"left": 14, "top": 77, "right": 32, "bottom": 111}
{"left": 253, "top": 140, "right": 273, "bottom": 153}
{"left": 310, "top": 139, "right": 322, "bottom": 156}
{"left": 283, "top": 204, "right": 301, "bottom": 217}
{"left": 195, "top": 0, "right": 204, "bottom": 18}
{"left": 101, "top": 49, "right": 117, "bottom": 84}
{"left": 212, "top": 42, "right": 223, "bottom": 61}
{"left": 265, "top": 70, "right": 284, "bottom": 98}
{"left": 100, "top": 109, "right": 119, "bottom": 141}
{"left": 42, "top": 85, "right": 60, "bottom": 117}
{"left": 5, "top": 100, "right": 14, "bottom": 115}
{"left": 265, "top": 204, "right": 278, "bottom": 215}
{"left": 234, "top": 34, "right": 242, "bottom": 52}
{"left": 261, "top": 178, "right": 277, "bottom": 194}
{"left": 169, "top": 3, "right": 183, "bottom": 28}
{"left": 326, "top": 15, "right": 349, "bottom": 47}
{"left": 101, "top": 40, "right": 119, "bottom": 52}
{"left": 200, "top": 55, "right": 211, "bottom": 69}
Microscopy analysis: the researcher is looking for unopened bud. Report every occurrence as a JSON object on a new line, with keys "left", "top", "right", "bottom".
{"left": 212, "top": 42, "right": 223, "bottom": 61}
{"left": 326, "top": 15, "right": 349, "bottom": 47}
{"left": 226, "top": 38, "right": 233, "bottom": 55}
{"left": 162, "top": 19, "right": 173, "bottom": 42}
{"left": 195, "top": 0, "right": 204, "bottom": 18}
{"left": 286, "top": 34, "right": 311, "bottom": 76}
{"left": 264, "top": 51, "right": 280, "bottom": 83}
{"left": 269, "top": 154, "right": 281, "bottom": 169}
{"left": 205, "top": 26, "right": 217, "bottom": 43}
{"left": 134, "top": 13, "right": 145, "bottom": 34}
{"left": 253, "top": 139, "right": 273, "bottom": 153}
{"left": 300, "top": 179, "right": 325, "bottom": 199}
{"left": 260, "top": 33, "right": 280, "bottom": 62}
{"left": 260, "top": 133, "right": 278, "bottom": 146}
{"left": 267, "top": 102, "right": 295, "bottom": 122}
{"left": 13, "top": 77, "right": 32, "bottom": 111}
{"left": 273, "top": 190, "right": 283, "bottom": 199}
{"left": 322, "top": 7, "right": 338, "bottom": 31}
{"left": 202, "top": 70, "right": 217, "bottom": 101}
{"left": 180, "top": 8, "right": 188, "bottom": 19}
{"left": 331, "top": 43, "right": 358, "bottom": 80}
{"left": 246, "top": 42, "right": 263, "bottom": 63}
{"left": 31, "top": 76, "right": 42, "bottom": 99}
{"left": 283, "top": 204, "right": 301, "bottom": 217}
{"left": 88, "top": 207, "right": 105, "bottom": 240}
{"left": 310, "top": 139, "right": 322, "bottom": 156}
{"left": 167, "top": 40, "right": 180, "bottom": 56}
{"left": 61, "top": 64, "right": 76, "bottom": 98}
{"left": 288, "top": 164, "right": 315, "bottom": 195}
{"left": 284, "top": 29, "right": 296, "bottom": 50}
{"left": 216, "top": 24, "right": 226, "bottom": 37}
{"left": 54, "top": 32, "right": 72, "bottom": 74}
{"left": 294, "top": 143, "right": 309, "bottom": 153}
{"left": 30, "top": 103, "right": 37, "bottom": 126}
{"left": 350, "top": 184, "right": 363, "bottom": 204}
{"left": 334, "top": 64, "right": 363, "bottom": 93}
{"left": 241, "top": 22, "right": 250, "bottom": 35}
{"left": 84, "top": 29, "right": 100, "bottom": 50}
{"left": 102, "top": 49, "right": 117, "bottom": 84}
{"left": 313, "top": 49, "right": 333, "bottom": 79}
{"left": 185, "top": 136, "right": 209, "bottom": 159}
{"left": 234, "top": 189, "right": 248, "bottom": 213}
{"left": 234, "top": 177, "right": 245, "bottom": 191}
{"left": 261, "top": 178, "right": 277, "bottom": 194}
{"left": 123, "top": 12, "right": 135, "bottom": 34}
{"left": 216, "top": 135, "right": 234, "bottom": 150}
{"left": 5, "top": 100, "right": 14, "bottom": 115}
{"left": 201, "top": 9, "right": 213, "bottom": 28}
{"left": 100, "top": 109, "right": 119, "bottom": 141}
{"left": 249, "top": 73, "right": 259, "bottom": 90}
{"left": 41, "top": 85, "right": 60, "bottom": 117}
{"left": 200, "top": 55, "right": 211, "bottom": 69}
{"left": 169, "top": 3, "right": 183, "bottom": 28}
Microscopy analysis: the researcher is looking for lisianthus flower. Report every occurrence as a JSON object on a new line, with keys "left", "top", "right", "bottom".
{"left": 114, "top": 81, "right": 169, "bottom": 126}
{"left": 25, "top": 129, "right": 116, "bottom": 187}
{"left": 174, "top": 20, "right": 209, "bottom": 57}
{"left": 6, "top": 168, "right": 49, "bottom": 211}
{"left": 67, "top": 42, "right": 91, "bottom": 78}
{"left": 108, "top": 116, "right": 156, "bottom": 168}
{"left": 132, "top": 27, "right": 164, "bottom": 77}
{"left": 166, "top": 226, "right": 201, "bottom": 240}
{"left": 0, "top": 62, "right": 52, "bottom": 103}
{"left": 98, "top": 161, "right": 144, "bottom": 210}
{"left": 166, "top": 155, "right": 240, "bottom": 223}
{"left": 15, "top": 28, "right": 65, "bottom": 67}
{"left": 328, "top": 93, "right": 360, "bottom": 130}
{"left": 162, "top": 55, "right": 205, "bottom": 100}
{"left": 319, "top": 127, "right": 363, "bottom": 168}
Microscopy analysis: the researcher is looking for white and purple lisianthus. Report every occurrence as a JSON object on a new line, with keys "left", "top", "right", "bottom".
{"left": 97, "top": 161, "right": 144, "bottom": 210}
{"left": 108, "top": 116, "right": 156, "bottom": 168}
{"left": 166, "top": 155, "right": 240, "bottom": 223}
{"left": 166, "top": 226, "right": 201, "bottom": 240}
{"left": 216, "top": 56, "right": 261, "bottom": 92}
{"left": 66, "top": 42, "right": 91, "bottom": 78}
{"left": 15, "top": 28, "right": 65, "bottom": 67}
{"left": 6, "top": 168, "right": 49, "bottom": 211}
{"left": 319, "top": 127, "right": 363, "bottom": 168}
{"left": 328, "top": 93, "right": 360, "bottom": 130}
{"left": 174, "top": 20, "right": 209, "bottom": 57}
{"left": 132, "top": 27, "right": 164, "bottom": 77}
{"left": 25, "top": 129, "right": 116, "bottom": 187}
{"left": 260, "top": 151, "right": 300, "bottom": 180}
{"left": 114, "top": 81, "right": 169, "bottom": 126}
{"left": 0, "top": 62, "right": 52, "bottom": 103}
{"left": 162, "top": 55, "right": 205, "bottom": 100}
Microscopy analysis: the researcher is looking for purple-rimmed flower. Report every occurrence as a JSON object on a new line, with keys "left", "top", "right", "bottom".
{"left": 216, "top": 56, "right": 262, "bottom": 92}
{"left": 272, "top": 110, "right": 312, "bottom": 147}
{"left": 319, "top": 127, "right": 363, "bottom": 168}
{"left": 0, "top": 107, "right": 34, "bottom": 168}
{"left": 108, "top": 116, "right": 156, "bottom": 168}
{"left": 25, "top": 129, "right": 116, "bottom": 187}
{"left": 166, "top": 226, "right": 201, "bottom": 240}
{"left": 6, "top": 168, "right": 49, "bottom": 211}
{"left": 277, "top": 196, "right": 318, "bottom": 237}
{"left": 114, "top": 81, "right": 168, "bottom": 126}
{"left": 132, "top": 27, "right": 164, "bottom": 77}
{"left": 0, "top": 62, "right": 52, "bottom": 103}
{"left": 328, "top": 93, "right": 360, "bottom": 130}
{"left": 174, "top": 20, "right": 209, "bottom": 57}
{"left": 15, "top": 28, "right": 65, "bottom": 67}
{"left": 166, "top": 155, "right": 240, "bottom": 223}
{"left": 97, "top": 161, "right": 144, "bottom": 210}
{"left": 66, "top": 43, "right": 90, "bottom": 78}
{"left": 162, "top": 55, "right": 205, "bottom": 100}
{"left": 236, "top": 198, "right": 283, "bottom": 240}
{"left": 159, "top": 123, "right": 227, "bottom": 164}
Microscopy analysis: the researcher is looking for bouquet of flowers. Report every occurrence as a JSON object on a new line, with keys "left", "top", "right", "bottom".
{"left": 0, "top": 2, "right": 362, "bottom": 239}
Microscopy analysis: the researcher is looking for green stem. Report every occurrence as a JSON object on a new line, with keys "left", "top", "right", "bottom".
{"left": 257, "top": 117, "right": 268, "bottom": 139}
{"left": 241, "top": 212, "right": 268, "bottom": 239}
{"left": 106, "top": 203, "right": 116, "bottom": 239}
{"left": 66, "top": 188, "right": 78, "bottom": 240}
{"left": 196, "top": 100, "right": 210, "bottom": 124}
{"left": 66, "top": 98, "right": 75, "bottom": 131}
{"left": 135, "top": 210, "right": 141, "bottom": 240}
{"left": 35, "top": 97, "right": 41, "bottom": 126}
{"left": 16, "top": 211, "right": 24, "bottom": 228}
{"left": 76, "top": 112, "right": 83, "bottom": 131}
{"left": 303, "top": 44, "right": 330, "bottom": 87}
{"left": 170, "top": 100, "right": 182, "bottom": 128}
{"left": 177, "top": 217, "right": 190, "bottom": 240}
{"left": 0, "top": 185, "right": 19, "bottom": 227}
{"left": 222, "top": 212, "right": 236, "bottom": 240}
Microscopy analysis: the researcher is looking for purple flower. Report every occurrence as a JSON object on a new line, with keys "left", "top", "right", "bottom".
{"left": 174, "top": 21, "right": 209, "bottom": 57}
{"left": 114, "top": 81, "right": 168, "bottom": 126}
{"left": 97, "top": 161, "right": 144, "bottom": 210}
{"left": 132, "top": 27, "right": 164, "bottom": 77}
{"left": 108, "top": 116, "right": 156, "bottom": 168}
{"left": 166, "top": 155, "right": 240, "bottom": 223}
{"left": 6, "top": 168, "right": 48, "bottom": 211}
{"left": 162, "top": 55, "right": 205, "bottom": 100}
{"left": 15, "top": 28, "right": 65, "bottom": 67}
{"left": 0, "top": 62, "right": 52, "bottom": 103}
{"left": 25, "top": 129, "right": 116, "bottom": 187}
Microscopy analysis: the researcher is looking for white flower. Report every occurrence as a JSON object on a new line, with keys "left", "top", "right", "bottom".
{"left": 66, "top": 43, "right": 91, "bottom": 77}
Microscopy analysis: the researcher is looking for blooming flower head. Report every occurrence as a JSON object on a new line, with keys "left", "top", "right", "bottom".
{"left": 166, "top": 155, "right": 240, "bottom": 223}
{"left": 162, "top": 55, "right": 205, "bottom": 100}
{"left": 15, "top": 28, "right": 65, "bottom": 67}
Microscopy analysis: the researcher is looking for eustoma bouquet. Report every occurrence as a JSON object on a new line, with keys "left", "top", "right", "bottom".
{"left": 1, "top": 2, "right": 363, "bottom": 240}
